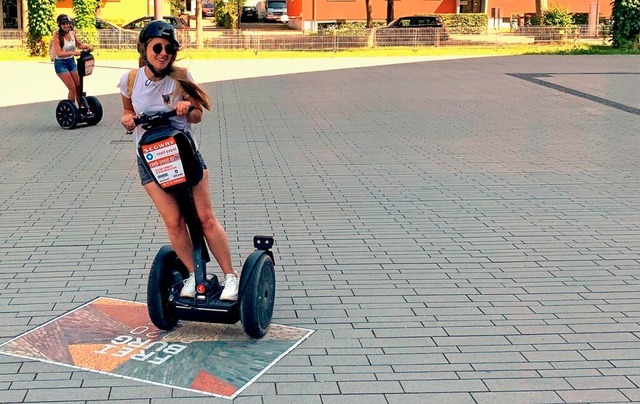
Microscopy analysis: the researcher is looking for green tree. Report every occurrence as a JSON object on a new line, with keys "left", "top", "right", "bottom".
{"left": 72, "top": 0, "right": 99, "bottom": 48}
{"left": 542, "top": 5, "right": 573, "bottom": 26}
{"left": 215, "top": 0, "right": 241, "bottom": 28}
{"left": 170, "top": 0, "right": 184, "bottom": 15}
{"left": 26, "top": 0, "right": 57, "bottom": 56}
{"left": 611, "top": 0, "right": 640, "bottom": 48}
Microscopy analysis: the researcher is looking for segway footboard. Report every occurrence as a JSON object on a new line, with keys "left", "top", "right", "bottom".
{"left": 174, "top": 298, "right": 240, "bottom": 324}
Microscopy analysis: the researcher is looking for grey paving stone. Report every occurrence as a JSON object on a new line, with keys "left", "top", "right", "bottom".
{"left": 321, "top": 394, "right": 388, "bottom": 404}
{"left": 0, "top": 390, "right": 28, "bottom": 403}
{"left": 275, "top": 381, "right": 339, "bottom": 394}
{"left": 472, "top": 391, "right": 564, "bottom": 403}
{"left": 24, "top": 387, "right": 111, "bottom": 402}
{"left": 557, "top": 389, "right": 632, "bottom": 403}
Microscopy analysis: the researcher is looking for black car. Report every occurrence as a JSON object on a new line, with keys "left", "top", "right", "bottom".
{"left": 241, "top": 6, "right": 259, "bottom": 23}
{"left": 71, "top": 18, "right": 138, "bottom": 49}
{"left": 122, "top": 16, "right": 189, "bottom": 30}
{"left": 386, "top": 15, "right": 446, "bottom": 28}
{"left": 377, "top": 15, "right": 449, "bottom": 46}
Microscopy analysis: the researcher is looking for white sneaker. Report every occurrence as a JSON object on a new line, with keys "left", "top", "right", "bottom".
{"left": 220, "top": 274, "right": 238, "bottom": 301}
{"left": 180, "top": 273, "right": 196, "bottom": 297}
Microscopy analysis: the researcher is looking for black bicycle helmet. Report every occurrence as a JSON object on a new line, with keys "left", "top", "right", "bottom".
{"left": 138, "top": 20, "right": 180, "bottom": 51}
{"left": 56, "top": 14, "right": 71, "bottom": 26}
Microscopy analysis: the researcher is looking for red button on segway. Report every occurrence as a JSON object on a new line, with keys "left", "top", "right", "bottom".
{"left": 196, "top": 284, "right": 206, "bottom": 294}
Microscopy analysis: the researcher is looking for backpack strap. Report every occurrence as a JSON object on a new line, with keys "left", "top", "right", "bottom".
{"left": 126, "top": 68, "right": 138, "bottom": 98}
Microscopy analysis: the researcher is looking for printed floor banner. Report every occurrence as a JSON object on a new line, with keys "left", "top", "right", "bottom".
{"left": 0, "top": 297, "right": 313, "bottom": 399}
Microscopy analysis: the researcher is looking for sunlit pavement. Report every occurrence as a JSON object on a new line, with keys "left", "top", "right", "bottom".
{"left": 0, "top": 55, "right": 481, "bottom": 108}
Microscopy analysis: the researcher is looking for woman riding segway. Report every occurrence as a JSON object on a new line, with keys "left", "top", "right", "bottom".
{"left": 118, "top": 21, "right": 239, "bottom": 301}
{"left": 52, "top": 14, "right": 93, "bottom": 113}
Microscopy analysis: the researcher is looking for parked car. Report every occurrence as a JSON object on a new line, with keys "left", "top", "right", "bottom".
{"left": 265, "top": 0, "right": 287, "bottom": 22}
{"left": 122, "top": 16, "right": 189, "bottom": 30}
{"left": 71, "top": 18, "right": 138, "bottom": 49}
{"left": 377, "top": 15, "right": 449, "bottom": 46}
{"left": 241, "top": 6, "right": 259, "bottom": 22}
{"left": 202, "top": 3, "right": 215, "bottom": 18}
{"left": 386, "top": 15, "right": 447, "bottom": 29}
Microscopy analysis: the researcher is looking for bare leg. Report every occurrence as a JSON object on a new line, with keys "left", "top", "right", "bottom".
{"left": 70, "top": 70, "right": 82, "bottom": 107}
{"left": 192, "top": 170, "right": 237, "bottom": 277}
{"left": 144, "top": 181, "right": 195, "bottom": 272}
{"left": 57, "top": 72, "right": 76, "bottom": 103}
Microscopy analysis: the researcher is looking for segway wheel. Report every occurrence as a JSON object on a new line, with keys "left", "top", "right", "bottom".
{"left": 55, "top": 100, "right": 78, "bottom": 129}
{"left": 241, "top": 254, "right": 276, "bottom": 339}
{"left": 147, "top": 245, "right": 188, "bottom": 330}
{"left": 85, "top": 96, "right": 103, "bottom": 126}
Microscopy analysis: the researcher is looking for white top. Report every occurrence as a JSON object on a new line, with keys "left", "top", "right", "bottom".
{"left": 117, "top": 67, "right": 196, "bottom": 151}
{"left": 55, "top": 31, "right": 76, "bottom": 60}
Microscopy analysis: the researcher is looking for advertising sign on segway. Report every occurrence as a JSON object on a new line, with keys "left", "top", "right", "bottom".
{"left": 141, "top": 138, "right": 187, "bottom": 188}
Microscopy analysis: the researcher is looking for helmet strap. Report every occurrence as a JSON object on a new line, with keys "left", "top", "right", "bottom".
{"left": 144, "top": 62, "right": 170, "bottom": 86}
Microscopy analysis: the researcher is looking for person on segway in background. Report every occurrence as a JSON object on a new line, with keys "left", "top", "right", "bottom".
{"left": 119, "top": 21, "right": 239, "bottom": 300}
{"left": 52, "top": 14, "right": 93, "bottom": 114}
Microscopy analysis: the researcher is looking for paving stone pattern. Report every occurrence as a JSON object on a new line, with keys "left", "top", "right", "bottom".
{"left": 0, "top": 55, "right": 639, "bottom": 403}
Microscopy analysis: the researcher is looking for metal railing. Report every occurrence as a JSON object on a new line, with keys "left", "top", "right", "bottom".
{"left": 1, "top": 25, "right": 612, "bottom": 52}
{"left": 0, "top": 29, "right": 23, "bottom": 48}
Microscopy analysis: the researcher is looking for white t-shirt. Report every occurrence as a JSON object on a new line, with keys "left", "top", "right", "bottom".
{"left": 55, "top": 31, "right": 76, "bottom": 60}
{"left": 117, "top": 67, "right": 197, "bottom": 152}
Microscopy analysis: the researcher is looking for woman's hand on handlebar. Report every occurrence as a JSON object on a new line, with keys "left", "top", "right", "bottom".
{"left": 174, "top": 101, "right": 193, "bottom": 117}
{"left": 121, "top": 113, "right": 136, "bottom": 132}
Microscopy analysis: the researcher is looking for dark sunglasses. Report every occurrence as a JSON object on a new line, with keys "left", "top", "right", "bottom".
{"left": 151, "top": 43, "right": 176, "bottom": 55}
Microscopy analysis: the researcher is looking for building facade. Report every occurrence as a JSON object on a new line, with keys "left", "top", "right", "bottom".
{"left": 286, "top": 0, "right": 612, "bottom": 32}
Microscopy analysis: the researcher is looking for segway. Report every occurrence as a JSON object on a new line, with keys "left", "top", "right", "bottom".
{"left": 55, "top": 50, "right": 103, "bottom": 130}
{"left": 135, "top": 107, "right": 276, "bottom": 339}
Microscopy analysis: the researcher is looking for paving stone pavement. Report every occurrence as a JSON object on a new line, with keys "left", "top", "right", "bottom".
{"left": 0, "top": 54, "right": 639, "bottom": 403}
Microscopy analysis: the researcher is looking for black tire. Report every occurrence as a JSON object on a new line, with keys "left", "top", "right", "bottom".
{"left": 85, "top": 96, "right": 103, "bottom": 126}
{"left": 241, "top": 254, "right": 275, "bottom": 338}
{"left": 147, "top": 245, "right": 188, "bottom": 330}
{"left": 55, "top": 100, "right": 78, "bottom": 129}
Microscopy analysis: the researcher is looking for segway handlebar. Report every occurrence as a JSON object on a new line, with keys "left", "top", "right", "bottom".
{"left": 133, "top": 105, "right": 195, "bottom": 131}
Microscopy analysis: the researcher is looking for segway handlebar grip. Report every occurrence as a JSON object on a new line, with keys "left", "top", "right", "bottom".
{"left": 133, "top": 105, "right": 195, "bottom": 128}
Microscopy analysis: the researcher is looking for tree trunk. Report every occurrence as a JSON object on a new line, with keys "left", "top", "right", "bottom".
{"left": 196, "top": 0, "right": 203, "bottom": 49}
{"left": 386, "top": 0, "right": 394, "bottom": 24}
{"left": 365, "top": 0, "right": 372, "bottom": 28}
{"left": 535, "top": 0, "right": 548, "bottom": 19}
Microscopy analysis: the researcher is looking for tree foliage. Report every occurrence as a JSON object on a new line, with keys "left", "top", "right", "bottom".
{"left": 170, "top": 0, "right": 184, "bottom": 15}
{"left": 611, "top": 0, "right": 640, "bottom": 48}
{"left": 215, "top": 0, "right": 241, "bottom": 28}
{"left": 72, "top": 0, "right": 99, "bottom": 47}
{"left": 26, "top": 0, "right": 57, "bottom": 56}
{"left": 541, "top": 5, "right": 573, "bottom": 26}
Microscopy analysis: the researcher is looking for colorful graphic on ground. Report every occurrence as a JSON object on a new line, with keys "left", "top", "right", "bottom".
{"left": 0, "top": 297, "right": 313, "bottom": 399}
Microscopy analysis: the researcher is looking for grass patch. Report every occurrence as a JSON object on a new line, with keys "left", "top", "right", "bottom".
{"left": 1, "top": 43, "right": 637, "bottom": 62}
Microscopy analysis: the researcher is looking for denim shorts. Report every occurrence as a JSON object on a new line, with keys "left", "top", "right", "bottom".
{"left": 54, "top": 57, "right": 77, "bottom": 74}
{"left": 137, "top": 149, "right": 207, "bottom": 186}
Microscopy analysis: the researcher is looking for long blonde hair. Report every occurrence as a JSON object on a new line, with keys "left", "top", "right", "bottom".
{"left": 138, "top": 53, "right": 212, "bottom": 111}
{"left": 168, "top": 65, "right": 212, "bottom": 111}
